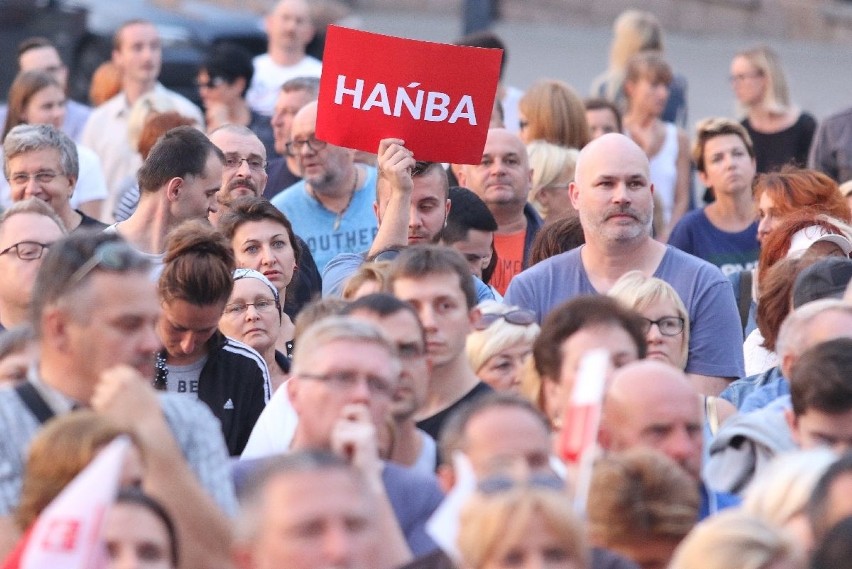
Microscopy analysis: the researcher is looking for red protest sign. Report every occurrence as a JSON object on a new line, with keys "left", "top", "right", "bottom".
{"left": 316, "top": 25, "right": 502, "bottom": 164}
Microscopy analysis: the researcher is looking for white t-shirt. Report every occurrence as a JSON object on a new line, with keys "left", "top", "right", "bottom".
{"left": 240, "top": 378, "right": 299, "bottom": 459}
{"left": 245, "top": 54, "right": 322, "bottom": 117}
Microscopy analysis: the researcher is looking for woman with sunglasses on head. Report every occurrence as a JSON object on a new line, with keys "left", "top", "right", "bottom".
{"left": 218, "top": 196, "right": 300, "bottom": 360}
{"left": 219, "top": 269, "right": 289, "bottom": 394}
{"left": 466, "top": 301, "right": 540, "bottom": 393}
{"left": 608, "top": 271, "right": 736, "bottom": 436}
{"left": 458, "top": 472, "right": 588, "bottom": 569}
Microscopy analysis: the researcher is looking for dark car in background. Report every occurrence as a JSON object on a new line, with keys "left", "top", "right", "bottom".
{"left": 0, "top": 0, "right": 268, "bottom": 105}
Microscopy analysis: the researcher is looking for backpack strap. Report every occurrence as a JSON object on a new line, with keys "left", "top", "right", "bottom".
{"left": 14, "top": 382, "right": 56, "bottom": 424}
{"left": 737, "top": 270, "right": 753, "bottom": 334}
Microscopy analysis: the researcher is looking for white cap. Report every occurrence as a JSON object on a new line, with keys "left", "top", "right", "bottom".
{"left": 786, "top": 225, "right": 852, "bottom": 259}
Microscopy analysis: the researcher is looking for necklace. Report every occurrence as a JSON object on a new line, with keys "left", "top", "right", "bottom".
{"left": 332, "top": 167, "right": 360, "bottom": 231}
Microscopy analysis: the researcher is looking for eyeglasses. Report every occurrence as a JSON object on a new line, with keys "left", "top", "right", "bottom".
{"left": 299, "top": 370, "right": 395, "bottom": 397}
{"left": 9, "top": 170, "right": 64, "bottom": 187}
{"left": 474, "top": 309, "right": 537, "bottom": 330}
{"left": 285, "top": 135, "right": 327, "bottom": 156}
{"left": 196, "top": 76, "right": 227, "bottom": 89}
{"left": 729, "top": 71, "right": 763, "bottom": 84}
{"left": 477, "top": 472, "right": 565, "bottom": 495}
{"left": 65, "top": 241, "right": 149, "bottom": 290}
{"left": 0, "top": 240, "right": 51, "bottom": 261}
{"left": 223, "top": 298, "right": 278, "bottom": 316}
{"left": 223, "top": 154, "right": 266, "bottom": 172}
{"left": 641, "top": 316, "right": 685, "bottom": 337}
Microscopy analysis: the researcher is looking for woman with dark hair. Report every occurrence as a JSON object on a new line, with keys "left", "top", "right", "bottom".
{"left": 155, "top": 219, "right": 269, "bottom": 456}
{"left": 218, "top": 195, "right": 301, "bottom": 358}
{"left": 103, "top": 489, "right": 179, "bottom": 569}
{"left": 2, "top": 70, "right": 108, "bottom": 221}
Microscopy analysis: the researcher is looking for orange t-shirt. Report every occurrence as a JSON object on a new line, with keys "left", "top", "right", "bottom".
{"left": 491, "top": 229, "right": 526, "bottom": 295}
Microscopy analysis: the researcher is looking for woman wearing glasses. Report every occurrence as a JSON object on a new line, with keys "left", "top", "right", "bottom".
{"left": 731, "top": 46, "right": 816, "bottom": 174}
{"left": 608, "top": 271, "right": 735, "bottom": 435}
{"left": 466, "top": 301, "right": 540, "bottom": 393}
{"left": 219, "top": 269, "right": 289, "bottom": 393}
{"left": 218, "top": 196, "right": 299, "bottom": 361}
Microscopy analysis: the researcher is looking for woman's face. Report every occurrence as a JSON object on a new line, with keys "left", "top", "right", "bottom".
{"left": 103, "top": 503, "right": 174, "bottom": 569}
{"left": 730, "top": 56, "right": 766, "bottom": 108}
{"left": 477, "top": 341, "right": 533, "bottom": 393}
{"left": 22, "top": 84, "right": 66, "bottom": 129}
{"left": 639, "top": 298, "right": 687, "bottom": 369}
{"left": 231, "top": 219, "right": 297, "bottom": 294}
{"left": 757, "top": 192, "right": 782, "bottom": 243}
{"left": 627, "top": 75, "right": 669, "bottom": 117}
{"left": 481, "top": 512, "right": 582, "bottom": 569}
{"left": 218, "top": 277, "right": 281, "bottom": 354}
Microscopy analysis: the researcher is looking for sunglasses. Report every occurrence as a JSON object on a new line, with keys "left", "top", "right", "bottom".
{"left": 477, "top": 472, "right": 565, "bottom": 495}
{"left": 66, "top": 240, "right": 149, "bottom": 290}
{"left": 474, "top": 309, "right": 537, "bottom": 330}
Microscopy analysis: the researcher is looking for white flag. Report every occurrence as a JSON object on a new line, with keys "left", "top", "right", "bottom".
{"left": 20, "top": 436, "right": 130, "bottom": 569}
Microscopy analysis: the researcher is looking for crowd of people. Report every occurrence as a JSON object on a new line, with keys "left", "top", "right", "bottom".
{"left": 1, "top": 1, "right": 852, "bottom": 569}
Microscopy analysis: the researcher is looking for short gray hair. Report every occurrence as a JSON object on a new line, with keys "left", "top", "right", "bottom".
{"left": 776, "top": 299, "right": 852, "bottom": 357}
{"left": 291, "top": 316, "right": 398, "bottom": 375}
{"left": 3, "top": 124, "right": 78, "bottom": 181}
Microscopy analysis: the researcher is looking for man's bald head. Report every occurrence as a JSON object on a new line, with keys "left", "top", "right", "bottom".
{"left": 574, "top": 133, "right": 649, "bottom": 186}
{"left": 600, "top": 360, "right": 704, "bottom": 481}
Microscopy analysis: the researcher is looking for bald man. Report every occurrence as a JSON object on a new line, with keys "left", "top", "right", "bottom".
{"left": 599, "top": 360, "right": 738, "bottom": 519}
{"left": 505, "top": 133, "right": 743, "bottom": 396}
{"left": 457, "top": 128, "right": 542, "bottom": 295}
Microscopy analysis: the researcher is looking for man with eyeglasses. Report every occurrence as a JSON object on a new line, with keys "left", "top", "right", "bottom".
{"left": 265, "top": 76, "right": 319, "bottom": 199}
{"left": 270, "top": 101, "right": 378, "bottom": 272}
{"left": 0, "top": 199, "right": 66, "bottom": 331}
{"left": 0, "top": 231, "right": 236, "bottom": 567}
{"left": 237, "top": 316, "right": 443, "bottom": 560}
{"left": 114, "top": 125, "right": 223, "bottom": 259}
{"left": 505, "top": 133, "right": 744, "bottom": 397}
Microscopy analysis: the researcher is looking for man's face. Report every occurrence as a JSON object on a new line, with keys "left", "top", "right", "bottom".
{"left": 7, "top": 148, "right": 76, "bottom": 210}
{"left": 570, "top": 134, "right": 654, "bottom": 245}
{"left": 158, "top": 298, "right": 224, "bottom": 366}
{"left": 174, "top": 152, "right": 223, "bottom": 221}
{"left": 789, "top": 408, "right": 852, "bottom": 455}
{"left": 250, "top": 469, "right": 377, "bottom": 569}
{"left": 265, "top": 0, "right": 315, "bottom": 54}
{"left": 288, "top": 339, "right": 400, "bottom": 448}
{"left": 64, "top": 272, "right": 162, "bottom": 381}
{"left": 272, "top": 89, "right": 314, "bottom": 155}
{"left": 464, "top": 405, "right": 552, "bottom": 479}
{"left": 543, "top": 323, "right": 639, "bottom": 428}
{"left": 447, "top": 229, "right": 493, "bottom": 280}
{"left": 781, "top": 310, "right": 852, "bottom": 378}
{"left": 0, "top": 213, "right": 65, "bottom": 312}
{"left": 586, "top": 108, "right": 620, "bottom": 140}
{"left": 348, "top": 309, "right": 430, "bottom": 423}
{"left": 113, "top": 22, "right": 162, "bottom": 85}
{"left": 605, "top": 381, "right": 704, "bottom": 481}
{"left": 391, "top": 272, "right": 475, "bottom": 369}
{"left": 210, "top": 129, "right": 268, "bottom": 200}
{"left": 458, "top": 129, "right": 532, "bottom": 214}
{"left": 289, "top": 104, "right": 352, "bottom": 191}
{"left": 698, "top": 134, "right": 756, "bottom": 196}
{"left": 376, "top": 168, "right": 450, "bottom": 245}
{"left": 19, "top": 45, "right": 68, "bottom": 88}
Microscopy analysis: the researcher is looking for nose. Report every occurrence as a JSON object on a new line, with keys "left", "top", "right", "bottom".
{"left": 417, "top": 305, "right": 437, "bottom": 332}
{"left": 646, "top": 323, "right": 663, "bottom": 343}
{"left": 612, "top": 181, "right": 631, "bottom": 204}
{"left": 235, "top": 159, "right": 252, "bottom": 177}
{"left": 322, "top": 523, "right": 354, "bottom": 567}
{"left": 180, "top": 333, "right": 198, "bottom": 356}
{"left": 757, "top": 216, "right": 771, "bottom": 241}
{"left": 244, "top": 304, "right": 261, "bottom": 321}
{"left": 24, "top": 176, "right": 41, "bottom": 198}
{"left": 348, "top": 376, "right": 372, "bottom": 405}
{"left": 260, "top": 244, "right": 277, "bottom": 266}
{"left": 664, "top": 427, "right": 698, "bottom": 464}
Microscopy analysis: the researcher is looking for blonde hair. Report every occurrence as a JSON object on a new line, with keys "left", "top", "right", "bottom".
{"left": 669, "top": 511, "right": 804, "bottom": 569}
{"left": 342, "top": 261, "right": 392, "bottom": 300}
{"left": 519, "top": 79, "right": 590, "bottom": 149}
{"left": 126, "top": 91, "right": 179, "bottom": 152}
{"left": 608, "top": 270, "right": 689, "bottom": 368}
{"left": 609, "top": 10, "right": 663, "bottom": 72}
{"left": 735, "top": 45, "right": 791, "bottom": 115}
{"left": 742, "top": 448, "right": 836, "bottom": 528}
{"left": 527, "top": 141, "right": 579, "bottom": 218}
{"left": 458, "top": 486, "right": 588, "bottom": 569}
{"left": 466, "top": 300, "right": 540, "bottom": 375}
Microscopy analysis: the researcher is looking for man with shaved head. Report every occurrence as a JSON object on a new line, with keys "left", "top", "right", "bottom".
{"left": 457, "top": 128, "right": 542, "bottom": 295}
{"left": 599, "top": 359, "right": 737, "bottom": 519}
{"left": 505, "top": 133, "right": 743, "bottom": 396}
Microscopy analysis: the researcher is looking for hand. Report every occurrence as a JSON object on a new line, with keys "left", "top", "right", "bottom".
{"left": 331, "top": 403, "right": 384, "bottom": 490}
{"left": 90, "top": 365, "right": 165, "bottom": 446}
{"left": 377, "top": 138, "right": 415, "bottom": 196}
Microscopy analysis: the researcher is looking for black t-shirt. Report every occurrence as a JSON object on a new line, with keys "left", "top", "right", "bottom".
{"left": 416, "top": 381, "right": 494, "bottom": 442}
{"left": 742, "top": 112, "right": 817, "bottom": 174}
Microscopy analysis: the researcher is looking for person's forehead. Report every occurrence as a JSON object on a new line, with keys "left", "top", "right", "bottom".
{"left": 468, "top": 405, "right": 548, "bottom": 444}
{"left": 264, "top": 468, "right": 367, "bottom": 520}
{"left": 802, "top": 309, "right": 852, "bottom": 347}
{"left": 306, "top": 337, "right": 394, "bottom": 366}
{"left": 703, "top": 133, "right": 748, "bottom": 156}
{"left": 164, "top": 298, "right": 223, "bottom": 327}
{"left": 392, "top": 272, "right": 466, "bottom": 302}
{"left": 279, "top": 89, "right": 314, "bottom": 110}
{"left": 273, "top": 0, "right": 310, "bottom": 18}
{"left": 0, "top": 212, "right": 64, "bottom": 247}
{"left": 587, "top": 108, "right": 617, "bottom": 122}
{"left": 19, "top": 46, "right": 62, "bottom": 71}
{"left": 411, "top": 170, "right": 446, "bottom": 201}
{"left": 118, "top": 23, "right": 159, "bottom": 48}
{"left": 562, "top": 323, "right": 634, "bottom": 359}
{"left": 87, "top": 270, "right": 159, "bottom": 313}
{"left": 577, "top": 135, "right": 648, "bottom": 179}
{"left": 210, "top": 130, "right": 266, "bottom": 159}
{"left": 291, "top": 104, "right": 318, "bottom": 135}
{"left": 352, "top": 309, "right": 423, "bottom": 345}
{"left": 8, "top": 147, "right": 62, "bottom": 170}
{"left": 483, "top": 129, "right": 527, "bottom": 158}
{"left": 231, "top": 277, "right": 273, "bottom": 299}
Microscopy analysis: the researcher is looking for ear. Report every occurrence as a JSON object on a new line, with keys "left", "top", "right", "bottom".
{"left": 456, "top": 165, "right": 468, "bottom": 187}
{"left": 41, "top": 306, "right": 72, "bottom": 354}
{"left": 568, "top": 181, "right": 581, "bottom": 209}
{"left": 373, "top": 201, "right": 381, "bottom": 225}
{"left": 467, "top": 306, "right": 482, "bottom": 333}
{"left": 165, "top": 177, "right": 183, "bottom": 202}
{"left": 781, "top": 352, "right": 797, "bottom": 380}
{"left": 785, "top": 408, "right": 802, "bottom": 447}
{"left": 233, "top": 76, "right": 247, "bottom": 94}
{"left": 696, "top": 170, "right": 711, "bottom": 189}
{"left": 541, "top": 376, "right": 562, "bottom": 426}
{"left": 444, "top": 198, "right": 452, "bottom": 226}
{"left": 436, "top": 464, "right": 456, "bottom": 494}
{"left": 287, "top": 377, "right": 303, "bottom": 415}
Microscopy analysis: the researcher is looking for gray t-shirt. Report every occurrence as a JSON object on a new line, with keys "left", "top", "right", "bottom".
{"left": 166, "top": 356, "right": 208, "bottom": 401}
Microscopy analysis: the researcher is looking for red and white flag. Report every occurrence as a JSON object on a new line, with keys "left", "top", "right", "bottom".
{"left": 18, "top": 436, "right": 130, "bottom": 569}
